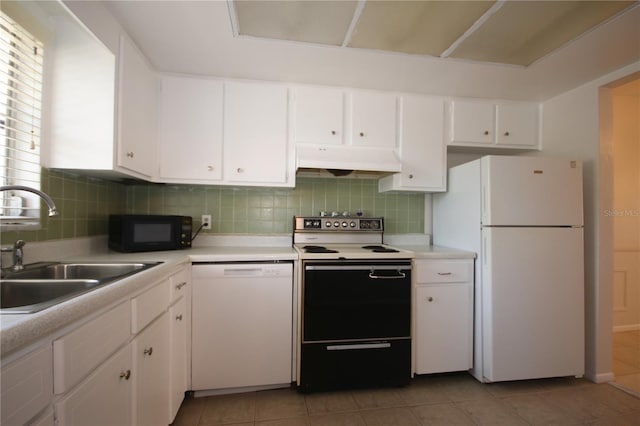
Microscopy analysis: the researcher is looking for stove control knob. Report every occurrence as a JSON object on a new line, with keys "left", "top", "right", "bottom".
{"left": 350, "top": 222, "right": 356, "bottom": 228}
{"left": 325, "top": 221, "right": 332, "bottom": 228}
{"left": 342, "top": 221, "right": 348, "bottom": 228}
{"left": 334, "top": 221, "right": 340, "bottom": 228}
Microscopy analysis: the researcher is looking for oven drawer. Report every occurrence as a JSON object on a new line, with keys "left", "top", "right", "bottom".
{"left": 414, "top": 259, "right": 472, "bottom": 284}
{"left": 300, "top": 339, "right": 411, "bottom": 392}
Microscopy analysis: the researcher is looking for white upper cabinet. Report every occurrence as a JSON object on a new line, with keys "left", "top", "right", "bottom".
{"left": 223, "top": 81, "right": 294, "bottom": 187}
{"left": 117, "top": 35, "right": 158, "bottom": 177}
{"left": 293, "top": 86, "right": 344, "bottom": 145}
{"left": 379, "top": 95, "right": 446, "bottom": 192}
{"left": 447, "top": 99, "right": 539, "bottom": 149}
{"left": 158, "top": 76, "right": 223, "bottom": 182}
{"left": 350, "top": 91, "right": 398, "bottom": 149}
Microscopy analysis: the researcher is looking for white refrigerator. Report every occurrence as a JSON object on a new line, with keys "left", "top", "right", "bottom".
{"left": 433, "top": 155, "right": 585, "bottom": 383}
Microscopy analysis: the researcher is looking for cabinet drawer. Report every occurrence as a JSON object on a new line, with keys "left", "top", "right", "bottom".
{"left": 53, "top": 301, "right": 130, "bottom": 394}
{"left": 415, "top": 260, "right": 472, "bottom": 284}
{"left": 169, "top": 267, "right": 190, "bottom": 303}
{"left": 132, "top": 279, "right": 170, "bottom": 334}
{"left": 1, "top": 345, "right": 52, "bottom": 425}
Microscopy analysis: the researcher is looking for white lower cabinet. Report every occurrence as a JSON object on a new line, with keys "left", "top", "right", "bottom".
{"left": 169, "top": 297, "right": 188, "bottom": 423}
{"left": 55, "top": 343, "right": 133, "bottom": 426}
{"left": 414, "top": 259, "right": 473, "bottom": 375}
{"left": 133, "top": 312, "right": 170, "bottom": 426}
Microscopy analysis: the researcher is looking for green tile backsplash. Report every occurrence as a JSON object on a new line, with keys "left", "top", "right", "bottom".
{"left": 1, "top": 175, "right": 424, "bottom": 244}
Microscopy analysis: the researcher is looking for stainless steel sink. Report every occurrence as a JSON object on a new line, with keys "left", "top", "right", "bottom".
{"left": 1, "top": 279, "right": 102, "bottom": 314}
{"left": 1, "top": 261, "right": 161, "bottom": 314}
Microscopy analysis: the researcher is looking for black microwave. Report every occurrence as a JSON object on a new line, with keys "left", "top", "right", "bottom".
{"left": 108, "top": 215, "right": 192, "bottom": 252}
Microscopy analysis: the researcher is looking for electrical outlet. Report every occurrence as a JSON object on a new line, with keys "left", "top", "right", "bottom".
{"left": 201, "top": 214, "right": 212, "bottom": 230}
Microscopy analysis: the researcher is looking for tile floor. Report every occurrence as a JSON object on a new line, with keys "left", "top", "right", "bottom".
{"left": 171, "top": 372, "right": 640, "bottom": 426}
{"left": 613, "top": 330, "right": 640, "bottom": 396}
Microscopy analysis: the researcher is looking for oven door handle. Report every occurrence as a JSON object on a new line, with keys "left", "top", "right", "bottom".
{"left": 368, "top": 270, "right": 406, "bottom": 280}
{"left": 326, "top": 343, "right": 391, "bottom": 351}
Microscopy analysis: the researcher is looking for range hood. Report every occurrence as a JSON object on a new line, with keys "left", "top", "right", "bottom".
{"left": 296, "top": 145, "right": 402, "bottom": 176}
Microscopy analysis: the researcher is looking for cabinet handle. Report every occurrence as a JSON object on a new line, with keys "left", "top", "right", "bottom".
{"left": 504, "top": 131, "right": 510, "bottom": 136}
{"left": 176, "top": 282, "right": 187, "bottom": 290}
{"left": 176, "top": 314, "right": 183, "bottom": 321}
{"left": 483, "top": 131, "right": 489, "bottom": 135}
{"left": 437, "top": 272, "right": 452, "bottom": 276}
{"left": 143, "top": 347, "right": 153, "bottom": 356}
{"left": 119, "top": 370, "right": 131, "bottom": 380}
{"left": 126, "top": 152, "right": 134, "bottom": 158}
{"left": 427, "top": 297, "right": 434, "bottom": 302}
{"left": 207, "top": 166, "right": 214, "bottom": 171}
{"left": 237, "top": 167, "right": 244, "bottom": 173}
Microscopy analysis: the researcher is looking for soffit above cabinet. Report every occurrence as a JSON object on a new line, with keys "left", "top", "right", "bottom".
{"left": 231, "top": 0, "right": 635, "bottom": 67}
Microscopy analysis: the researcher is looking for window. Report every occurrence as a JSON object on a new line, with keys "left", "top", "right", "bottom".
{"left": 0, "top": 11, "right": 44, "bottom": 224}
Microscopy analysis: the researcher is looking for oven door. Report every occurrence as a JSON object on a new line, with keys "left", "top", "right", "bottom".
{"left": 302, "top": 260, "right": 411, "bottom": 342}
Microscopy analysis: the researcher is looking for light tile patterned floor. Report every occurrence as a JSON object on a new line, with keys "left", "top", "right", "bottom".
{"left": 613, "top": 330, "right": 640, "bottom": 396}
{"left": 171, "top": 373, "right": 640, "bottom": 426}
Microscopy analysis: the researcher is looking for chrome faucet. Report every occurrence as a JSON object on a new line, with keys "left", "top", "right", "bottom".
{"left": 0, "top": 185, "right": 59, "bottom": 217}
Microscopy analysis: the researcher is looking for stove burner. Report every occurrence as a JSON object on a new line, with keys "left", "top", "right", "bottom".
{"left": 362, "top": 245, "right": 400, "bottom": 253}
{"left": 303, "top": 245, "right": 339, "bottom": 254}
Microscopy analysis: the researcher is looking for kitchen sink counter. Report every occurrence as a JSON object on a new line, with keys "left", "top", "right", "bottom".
{"left": 0, "top": 245, "right": 298, "bottom": 358}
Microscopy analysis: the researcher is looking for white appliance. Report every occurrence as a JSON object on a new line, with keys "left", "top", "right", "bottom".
{"left": 433, "top": 155, "right": 585, "bottom": 383}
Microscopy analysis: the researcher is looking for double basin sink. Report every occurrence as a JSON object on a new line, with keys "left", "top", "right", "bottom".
{"left": 1, "top": 262, "right": 161, "bottom": 314}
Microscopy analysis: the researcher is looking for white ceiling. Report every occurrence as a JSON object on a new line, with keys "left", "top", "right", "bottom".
{"left": 102, "top": 0, "right": 640, "bottom": 101}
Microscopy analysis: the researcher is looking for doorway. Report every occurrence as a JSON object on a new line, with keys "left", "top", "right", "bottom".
{"left": 608, "top": 76, "right": 640, "bottom": 395}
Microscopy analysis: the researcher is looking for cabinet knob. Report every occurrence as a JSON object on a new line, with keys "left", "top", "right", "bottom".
{"left": 483, "top": 131, "right": 489, "bottom": 135}
{"left": 359, "top": 132, "right": 365, "bottom": 137}
{"left": 207, "top": 165, "right": 214, "bottom": 171}
{"left": 504, "top": 131, "right": 510, "bottom": 136}
{"left": 331, "top": 130, "right": 336, "bottom": 135}
{"left": 143, "top": 347, "right": 153, "bottom": 356}
{"left": 237, "top": 167, "right": 244, "bottom": 174}
{"left": 126, "top": 152, "right": 134, "bottom": 158}
{"left": 176, "top": 282, "right": 187, "bottom": 290}
{"left": 408, "top": 174, "right": 414, "bottom": 179}
{"left": 427, "top": 297, "right": 434, "bottom": 302}
{"left": 119, "top": 370, "right": 131, "bottom": 380}
{"left": 176, "top": 314, "right": 183, "bottom": 321}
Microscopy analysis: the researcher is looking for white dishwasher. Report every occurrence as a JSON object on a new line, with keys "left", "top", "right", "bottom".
{"left": 191, "top": 262, "right": 293, "bottom": 394}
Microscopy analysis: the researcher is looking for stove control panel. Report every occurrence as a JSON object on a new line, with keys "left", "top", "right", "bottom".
{"left": 295, "top": 217, "right": 384, "bottom": 232}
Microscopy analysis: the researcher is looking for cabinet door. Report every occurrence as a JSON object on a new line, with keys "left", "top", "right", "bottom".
{"left": 158, "top": 76, "right": 223, "bottom": 181}
{"left": 134, "top": 312, "right": 169, "bottom": 426}
{"left": 223, "top": 81, "right": 291, "bottom": 185}
{"left": 294, "top": 86, "right": 344, "bottom": 145}
{"left": 415, "top": 284, "right": 473, "bottom": 374}
{"left": 168, "top": 297, "right": 187, "bottom": 423}
{"left": 448, "top": 100, "right": 494, "bottom": 145}
{"left": 55, "top": 344, "right": 133, "bottom": 426}
{"left": 117, "top": 35, "right": 157, "bottom": 177}
{"left": 351, "top": 91, "right": 397, "bottom": 149}
{"left": 496, "top": 103, "right": 539, "bottom": 147}
{"left": 379, "top": 96, "right": 445, "bottom": 192}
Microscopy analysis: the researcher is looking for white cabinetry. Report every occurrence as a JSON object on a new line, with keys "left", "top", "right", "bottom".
{"left": 379, "top": 96, "right": 446, "bottom": 192}
{"left": 447, "top": 100, "right": 539, "bottom": 149}
{"left": 294, "top": 86, "right": 344, "bottom": 145}
{"left": 168, "top": 267, "right": 191, "bottom": 423}
{"left": 414, "top": 259, "right": 473, "bottom": 375}
{"left": 158, "top": 76, "right": 223, "bottom": 182}
{"left": 1, "top": 345, "right": 52, "bottom": 425}
{"left": 192, "top": 262, "right": 293, "bottom": 392}
{"left": 223, "top": 81, "right": 294, "bottom": 187}
{"left": 117, "top": 34, "right": 158, "bottom": 177}
{"left": 351, "top": 91, "right": 397, "bottom": 149}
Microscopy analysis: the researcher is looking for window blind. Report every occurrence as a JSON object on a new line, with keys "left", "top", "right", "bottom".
{"left": 0, "top": 11, "right": 44, "bottom": 221}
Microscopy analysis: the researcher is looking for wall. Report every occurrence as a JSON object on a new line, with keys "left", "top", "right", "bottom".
{"left": 612, "top": 89, "right": 640, "bottom": 331}
{"left": 125, "top": 177, "right": 425, "bottom": 235}
{"left": 540, "top": 60, "right": 640, "bottom": 383}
